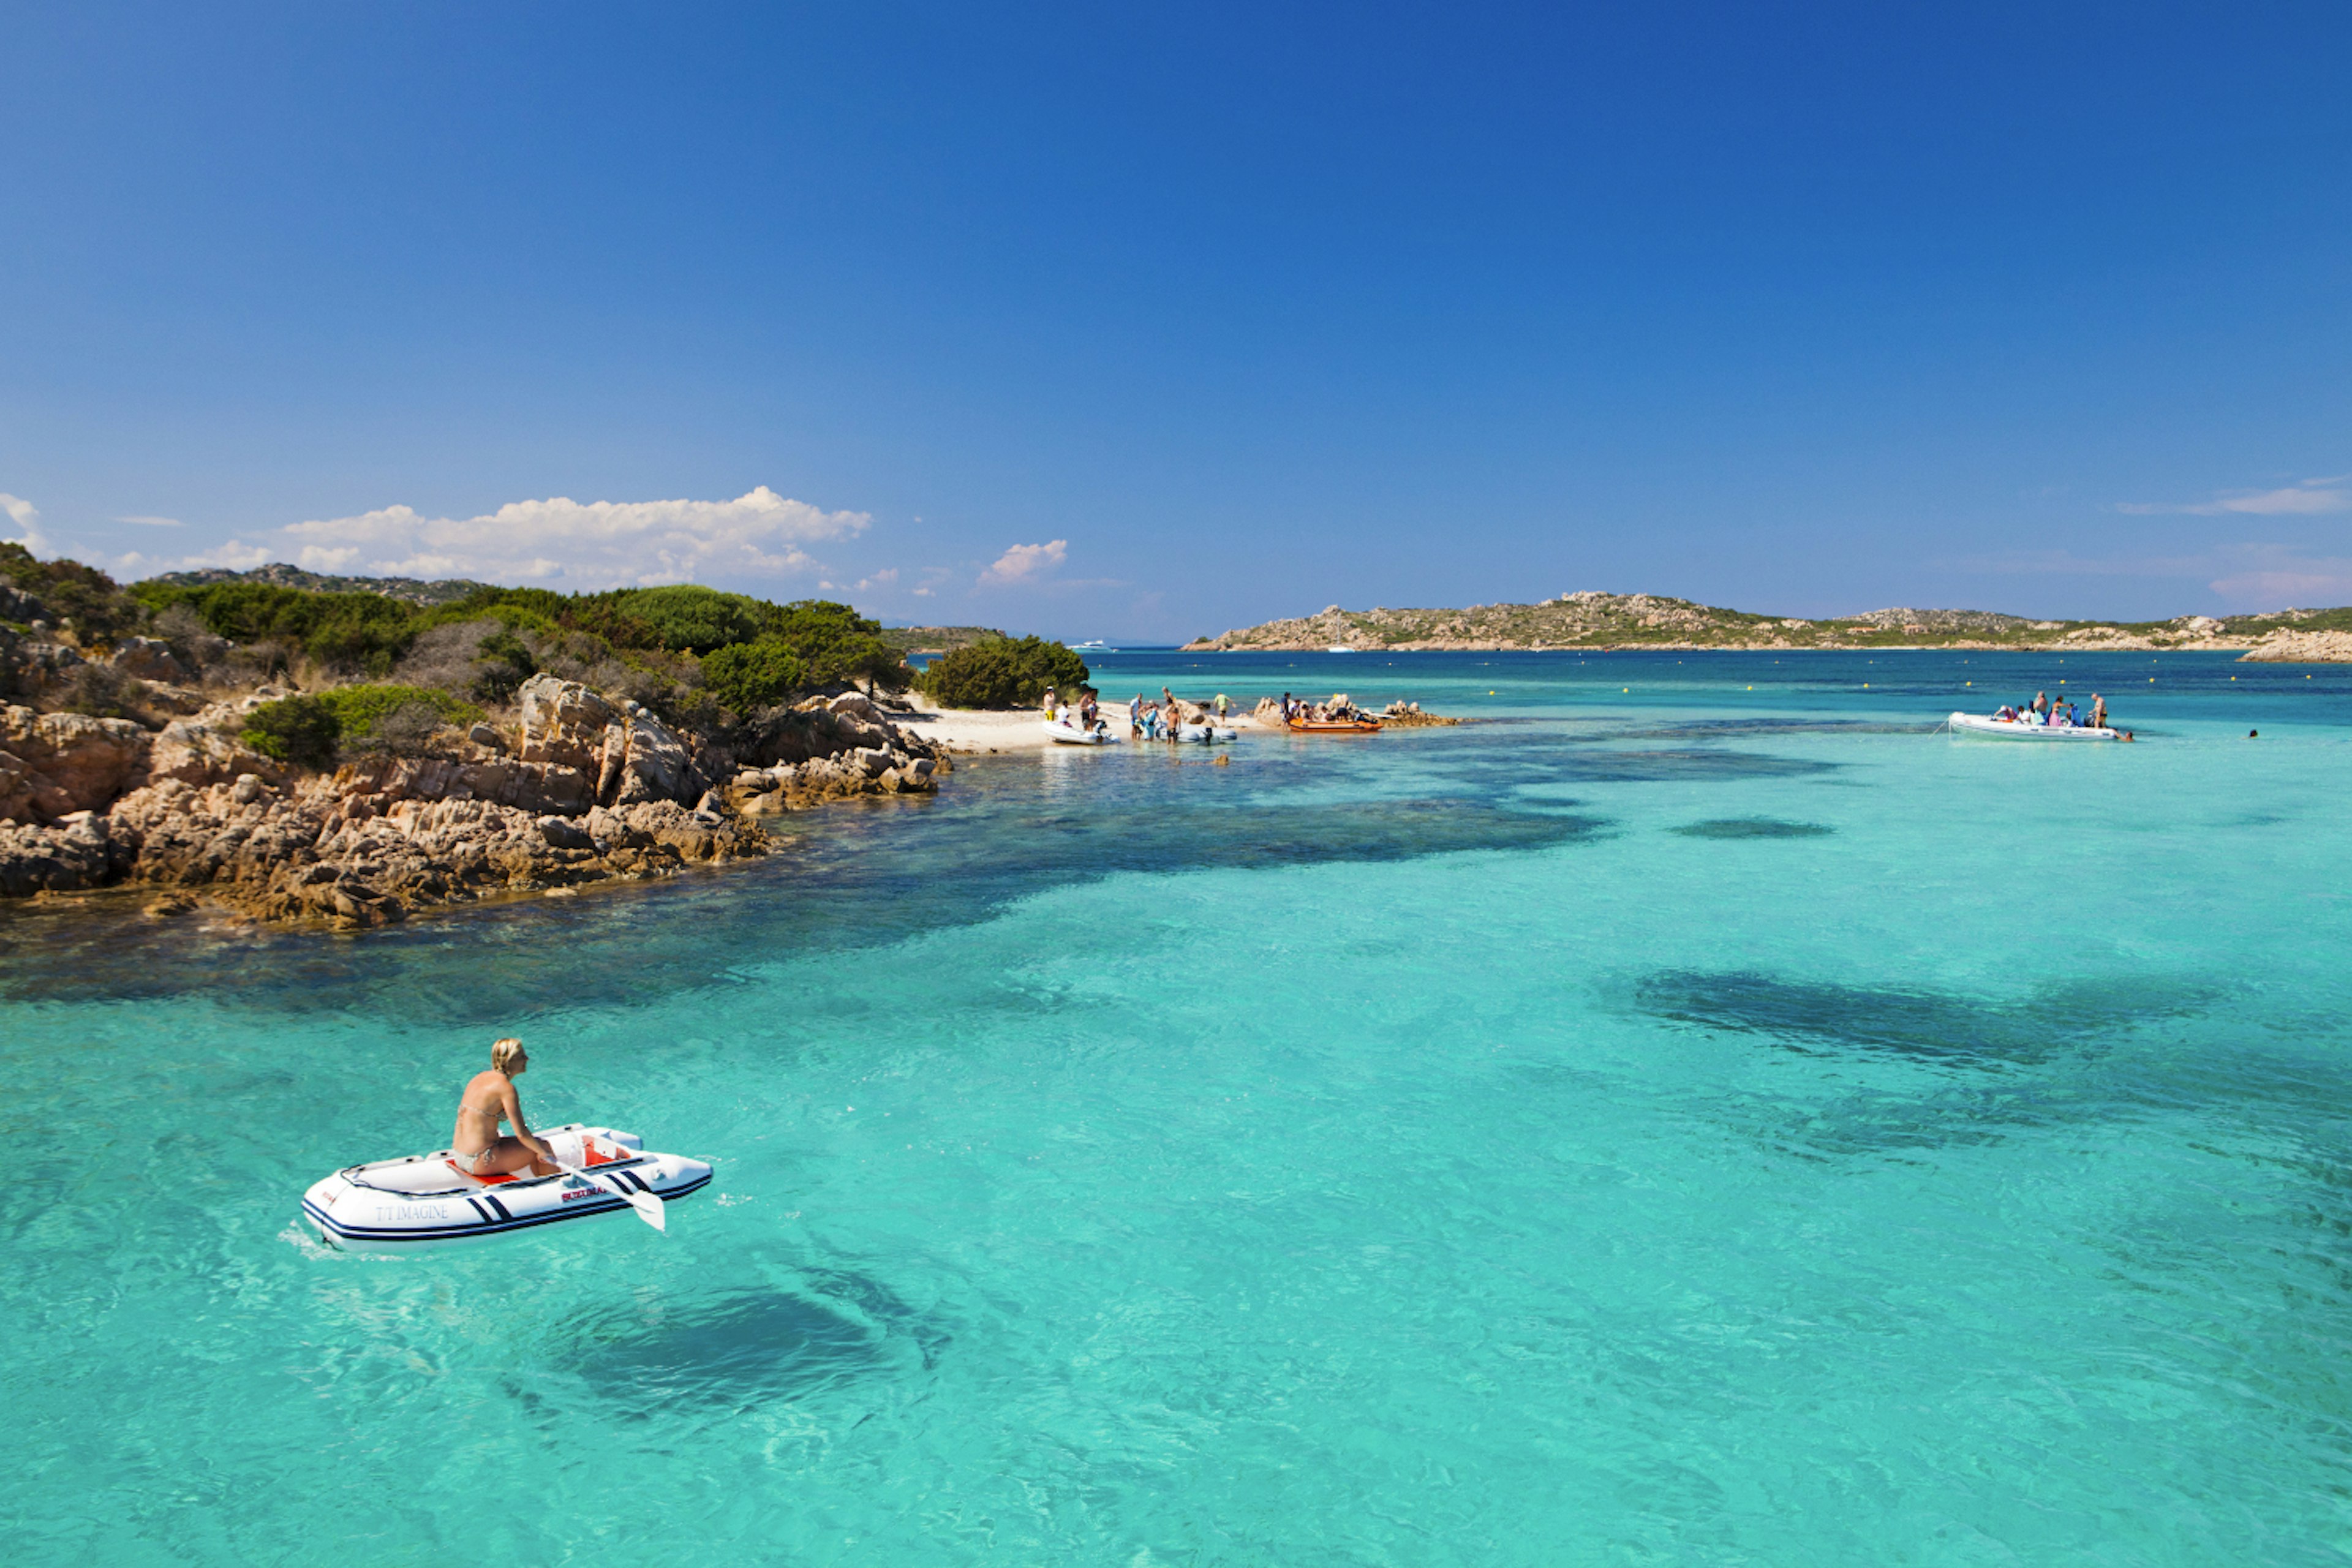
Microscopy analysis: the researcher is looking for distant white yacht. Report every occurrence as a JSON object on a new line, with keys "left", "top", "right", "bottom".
{"left": 1327, "top": 644, "right": 1356, "bottom": 654}
{"left": 1068, "top": 639, "right": 1115, "bottom": 652}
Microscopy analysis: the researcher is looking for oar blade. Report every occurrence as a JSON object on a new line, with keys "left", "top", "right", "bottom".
{"left": 556, "top": 1157, "right": 670, "bottom": 1234}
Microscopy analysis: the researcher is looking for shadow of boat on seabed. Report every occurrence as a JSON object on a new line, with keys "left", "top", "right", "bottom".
{"left": 528, "top": 1269, "right": 951, "bottom": 1417}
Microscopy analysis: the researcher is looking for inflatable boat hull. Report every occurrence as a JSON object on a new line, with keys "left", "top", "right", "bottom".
{"left": 1948, "top": 712, "right": 2119, "bottom": 741}
{"left": 301, "top": 1125, "right": 710, "bottom": 1252}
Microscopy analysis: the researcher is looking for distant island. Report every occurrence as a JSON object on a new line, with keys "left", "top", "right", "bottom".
{"left": 141, "top": 562, "right": 498, "bottom": 606}
{"left": 1185, "top": 592, "right": 2352, "bottom": 662}
{"left": 878, "top": 624, "right": 1006, "bottom": 657}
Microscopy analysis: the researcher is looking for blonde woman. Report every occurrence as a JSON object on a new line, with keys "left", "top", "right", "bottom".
{"left": 453, "top": 1037, "right": 559, "bottom": 1179}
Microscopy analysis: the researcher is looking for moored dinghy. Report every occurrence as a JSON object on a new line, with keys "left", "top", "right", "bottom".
{"left": 1948, "top": 711, "right": 2120, "bottom": 741}
{"left": 301, "top": 1125, "right": 710, "bottom": 1251}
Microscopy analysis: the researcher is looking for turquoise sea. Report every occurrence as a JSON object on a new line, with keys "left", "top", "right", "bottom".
{"left": 8, "top": 650, "right": 2352, "bottom": 1564}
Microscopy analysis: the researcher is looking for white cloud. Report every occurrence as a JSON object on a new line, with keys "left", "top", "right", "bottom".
{"left": 1, "top": 493, "right": 48, "bottom": 554}
{"left": 981, "top": 540, "right": 1068, "bottom": 585}
{"left": 1941, "top": 541, "right": 2352, "bottom": 610}
{"left": 854, "top": 567, "right": 899, "bottom": 591}
{"left": 2206, "top": 543, "right": 2352, "bottom": 606}
{"left": 2118, "top": 475, "right": 2350, "bottom": 516}
{"left": 116, "top": 514, "right": 182, "bottom": 528}
{"left": 263, "top": 486, "right": 868, "bottom": 586}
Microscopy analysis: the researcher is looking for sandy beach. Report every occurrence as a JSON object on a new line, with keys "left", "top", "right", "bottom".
{"left": 889, "top": 703, "right": 1066, "bottom": 752}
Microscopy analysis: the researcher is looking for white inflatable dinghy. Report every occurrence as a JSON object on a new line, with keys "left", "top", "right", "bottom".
{"left": 1043, "top": 718, "right": 1120, "bottom": 745}
{"left": 301, "top": 1125, "right": 710, "bottom": 1251}
{"left": 1948, "top": 712, "right": 2119, "bottom": 741}
{"left": 1176, "top": 723, "right": 1238, "bottom": 743}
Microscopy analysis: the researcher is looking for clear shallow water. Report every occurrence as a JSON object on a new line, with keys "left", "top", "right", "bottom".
{"left": 7, "top": 652, "right": 2352, "bottom": 1564}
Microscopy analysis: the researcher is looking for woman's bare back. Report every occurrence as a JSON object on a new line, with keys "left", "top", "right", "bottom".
{"left": 453, "top": 1069, "right": 516, "bottom": 1153}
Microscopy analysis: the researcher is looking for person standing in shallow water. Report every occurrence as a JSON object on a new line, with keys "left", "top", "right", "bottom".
{"left": 453, "top": 1037, "right": 558, "bottom": 1179}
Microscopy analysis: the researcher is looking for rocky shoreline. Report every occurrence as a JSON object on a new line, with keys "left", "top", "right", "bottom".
{"left": 0, "top": 670, "right": 947, "bottom": 929}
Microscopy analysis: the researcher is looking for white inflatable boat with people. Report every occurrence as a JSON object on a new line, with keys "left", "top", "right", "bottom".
{"left": 1949, "top": 689, "right": 2130, "bottom": 742}
{"left": 1040, "top": 685, "right": 1121, "bottom": 744}
{"left": 300, "top": 1036, "right": 710, "bottom": 1251}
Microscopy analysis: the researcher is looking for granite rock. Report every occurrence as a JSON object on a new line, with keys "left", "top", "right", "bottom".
{"left": 0, "top": 706, "right": 153, "bottom": 823}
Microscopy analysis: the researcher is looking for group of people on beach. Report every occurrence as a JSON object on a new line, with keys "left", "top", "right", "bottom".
{"left": 1128, "top": 685, "right": 1230, "bottom": 740}
{"left": 1039, "top": 684, "right": 1232, "bottom": 741}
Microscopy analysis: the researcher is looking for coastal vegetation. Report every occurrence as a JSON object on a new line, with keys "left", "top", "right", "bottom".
{"left": 0, "top": 559, "right": 951, "bottom": 924}
{"left": 1186, "top": 592, "right": 2352, "bottom": 660}
{"left": 915, "top": 635, "right": 1090, "bottom": 709}
{"left": 127, "top": 575, "right": 911, "bottom": 704}
{"left": 240, "top": 684, "right": 485, "bottom": 767}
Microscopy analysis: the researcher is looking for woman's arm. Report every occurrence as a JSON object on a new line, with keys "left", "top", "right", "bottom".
{"left": 499, "top": 1078, "right": 553, "bottom": 1157}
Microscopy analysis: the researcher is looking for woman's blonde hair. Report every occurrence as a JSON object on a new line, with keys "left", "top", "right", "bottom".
{"left": 491, "top": 1037, "right": 526, "bottom": 1074}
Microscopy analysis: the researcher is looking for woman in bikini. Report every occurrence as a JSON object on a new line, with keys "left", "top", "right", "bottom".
{"left": 453, "top": 1037, "right": 559, "bottom": 1178}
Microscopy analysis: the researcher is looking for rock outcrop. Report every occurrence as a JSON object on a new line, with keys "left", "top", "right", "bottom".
{"left": 0, "top": 811, "right": 132, "bottom": 895}
{"left": 517, "top": 673, "right": 619, "bottom": 774}
{"left": 2239, "top": 629, "right": 2352, "bottom": 663}
{"left": 105, "top": 772, "right": 767, "bottom": 928}
{"left": 0, "top": 706, "right": 153, "bottom": 823}
{"left": 0, "top": 671, "right": 948, "bottom": 928}
{"left": 107, "top": 636, "right": 191, "bottom": 684}
{"left": 146, "top": 717, "right": 284, "bottom": 791}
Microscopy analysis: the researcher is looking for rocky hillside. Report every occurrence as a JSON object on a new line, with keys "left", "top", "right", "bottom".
{"left": 140, "top": 563, "right": 496, "bottom": 606}
{"left": 1185, "top": 592, "right": 2352, "bottom": 660}
{"left": 0, "top": 549, "right": 956, "bottom": 927}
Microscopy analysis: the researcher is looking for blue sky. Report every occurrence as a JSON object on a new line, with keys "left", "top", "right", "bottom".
{"left": 2, "top": 2, "right": 2346, "bottom": 639}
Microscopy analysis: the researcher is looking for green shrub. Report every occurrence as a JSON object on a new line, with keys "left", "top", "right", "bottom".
{"left": 317, "top": 683, "right": 481, "bottom": 740}
{"left": 238, "top": 684, "right": 483, "bottom": 769}
{"left": 470, "top": 630, "right": 539, "bottom": 701}
{"left": 137, "top": 582, "right": 419, "bottom": 673}
{"left": 916, "top": 636, "right": 1089, "bottom": 709}
{"left": 602, "top": 586, "right": 767, "bottom": 652}
{"left": 239, "top": 696, "right": 341, "bottom": 768}
{"left": 701, "top": 636, "right": 807, "bottom": 715}
{"left": 762, "top": 598, "right": 910, "bottom": 689}
{"left": 124, "top": 573, "right": 913, "bottom": 688}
